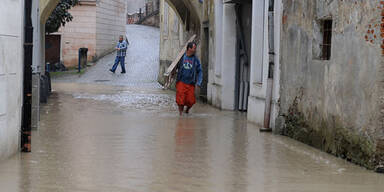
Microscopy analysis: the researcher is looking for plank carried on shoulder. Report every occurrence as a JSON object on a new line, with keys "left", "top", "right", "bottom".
{"left": 163, "top": 34, "right": 197, "bottom": 89}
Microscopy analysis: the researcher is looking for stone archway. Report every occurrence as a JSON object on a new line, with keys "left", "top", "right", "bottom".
{"left": 167, "top": 0, "right": 201, "bottom": 35}
{"left": 39, "top": 0, "right": 204, "bottom": 104}
{"left": 40, "top": 0, "right": 60, "bottom": 24}
{"left": 158, "top": 0, "right": 204, "bottom": 90}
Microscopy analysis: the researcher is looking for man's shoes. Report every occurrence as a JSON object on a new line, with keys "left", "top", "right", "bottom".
{"left": 121, "top": 71, "right": 126, "bottom": 74}
{"left": 109, "top": 69, "right": 115, "bottom": 73}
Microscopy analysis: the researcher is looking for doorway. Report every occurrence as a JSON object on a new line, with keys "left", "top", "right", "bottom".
{"left": 45, "top": 34, "right": 61, "bottom": 67}
{"left": 235, "top": 3, "right": 252, "bottom": 112}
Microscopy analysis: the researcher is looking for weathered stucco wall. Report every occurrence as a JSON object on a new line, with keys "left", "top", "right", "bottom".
{"left": 96, "top": 0, "right": 127, "bottom": 58}
{"left": 0, "top": 0, "right": 24, "bottom": 160}
{"left": 278, "top": 0, "right": 384, "bottom": 169}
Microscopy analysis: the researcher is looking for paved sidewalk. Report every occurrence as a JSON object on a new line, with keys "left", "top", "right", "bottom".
{"left": 54, "top": 25, "right": 161, "bottom": 88}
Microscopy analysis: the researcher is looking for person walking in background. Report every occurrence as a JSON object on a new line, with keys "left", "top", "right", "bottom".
{"left": 110, "top": 35, "right": 128, "bottom": 74}
{"left": 176, "top": 42, "right": 203, "bottom": 116}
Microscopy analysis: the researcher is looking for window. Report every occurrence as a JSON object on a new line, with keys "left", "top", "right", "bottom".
{"left": 320, "top": 19, "right": 332, "bottom": 60}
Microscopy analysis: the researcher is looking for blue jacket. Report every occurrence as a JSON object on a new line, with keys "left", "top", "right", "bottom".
{"left": 176, "top": 54, "right": 203, "bottom": 86}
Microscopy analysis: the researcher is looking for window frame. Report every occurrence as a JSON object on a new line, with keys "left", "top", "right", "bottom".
{"left": 320, "top": 19, "right": 333, "bottom": 60}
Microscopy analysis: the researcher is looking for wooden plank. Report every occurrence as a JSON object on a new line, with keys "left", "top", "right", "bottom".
{"left": 163, "top": 35, "right": 196, "bottom": 89}
{"left": 164, "top": 34, "right": 196, "bottom": 76}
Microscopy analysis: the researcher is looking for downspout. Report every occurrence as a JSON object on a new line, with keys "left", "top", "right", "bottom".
{"left": 21, "top": 0, "right": 33, "bottom": 152}
{"left": 261, "top": 0, "right": 274, "bottom": 132}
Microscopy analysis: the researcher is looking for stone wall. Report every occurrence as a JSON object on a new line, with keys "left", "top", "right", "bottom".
{"left": 126, "top": 0, "right": 145, "bottom": 14}
{"left": 96, "top": 0, "right": 127, "bottom": 59}
{"left": 0, "top": 0, "right": 24, "bottom": 160}
{"left": 141, "top": 14, "right": 160, "bottom": 27}
{"left": 278, "top": 0, "right": 384, "bottom": 169}
{"left": 60, "top": 3, "right": 97, "bottom": 67}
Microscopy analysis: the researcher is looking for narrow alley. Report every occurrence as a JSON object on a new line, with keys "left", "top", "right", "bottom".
{"left": 0, "top": 25, "right": 384, "bottom": 192}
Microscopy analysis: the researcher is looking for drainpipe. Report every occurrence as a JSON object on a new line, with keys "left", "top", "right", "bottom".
{"left": 261, "top": 64, "right": 273, "bottom": 132}
{"left": 21, "top": 0, "right": 33, "bottom": 152}
{"left": 260, "top": 0, "right": 274, "bottom": 132}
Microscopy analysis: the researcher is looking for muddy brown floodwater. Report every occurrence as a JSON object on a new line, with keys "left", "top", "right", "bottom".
{"left": 0, "top": 82, "right": 384, "bottom": 192}
{"left": 1, "top": 25, "right": 384, "bottom": 191}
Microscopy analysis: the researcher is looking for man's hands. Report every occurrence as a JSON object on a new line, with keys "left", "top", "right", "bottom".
{"left": 116, "top": 48, "right": 121, "bottom": 51}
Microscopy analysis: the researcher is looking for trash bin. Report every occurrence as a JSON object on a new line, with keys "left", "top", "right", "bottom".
{"left": 46, "top": 62, "right": 50, "bottom": 72}
{"left": 45, "top": 71, "right": 51, "bottom": 93}
{"left": 78, "top": 48, "right": 88, "bottom": 72}
{"left": 40, "top": 75, "right": 48, "bottom": 103}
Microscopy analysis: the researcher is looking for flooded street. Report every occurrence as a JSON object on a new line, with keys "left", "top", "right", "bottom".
{"left": 1, "top": 25, "right": 384, "bottom": 192}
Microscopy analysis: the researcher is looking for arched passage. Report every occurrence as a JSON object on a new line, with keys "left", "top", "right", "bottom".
{"left": 40, "top": 0, "right": 60, "bottom": 24}
{"left": 158, "top": 0, "right": 205, "bottom": 95}
{"left": 167, "top": 0, "right": 201, "bottom": 35}
{"left": 33, "top": 0, "right": 203, "bottom": 133}
{"left": 39, "top": 0, "right": 201, "bottom": 75}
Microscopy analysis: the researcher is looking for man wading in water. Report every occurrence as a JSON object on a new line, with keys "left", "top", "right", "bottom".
{"left": 175, "top": 42, "right": 203, "bottom": 116}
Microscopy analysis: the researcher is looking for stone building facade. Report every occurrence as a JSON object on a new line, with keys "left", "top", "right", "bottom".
{"left": 50, "top": 0, "right": 127, "bottom": 68}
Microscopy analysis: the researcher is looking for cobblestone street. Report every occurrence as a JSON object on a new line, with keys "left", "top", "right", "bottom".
{"left": 0, "top": 25, "right": 384, "bottom": 192}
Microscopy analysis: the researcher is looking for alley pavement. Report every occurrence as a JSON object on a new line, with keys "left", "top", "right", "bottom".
{"left": 54, "top": 24, "right": 161, "bottom": 88}
{"left": 0, "top": 25, "right": 384, "bottom": 192}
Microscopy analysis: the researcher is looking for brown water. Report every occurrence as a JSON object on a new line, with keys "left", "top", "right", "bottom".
{"left": 0, "top": 82, "right": 383, "bottom": 192}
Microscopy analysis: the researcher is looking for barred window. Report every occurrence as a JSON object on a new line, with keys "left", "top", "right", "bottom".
{"left": 320, "top": 19, "right": 332, "bottom": 60}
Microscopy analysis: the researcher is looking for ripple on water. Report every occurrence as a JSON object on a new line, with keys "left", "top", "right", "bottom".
{"left": 73, "top": 92, "right": 178, "bottom": 111}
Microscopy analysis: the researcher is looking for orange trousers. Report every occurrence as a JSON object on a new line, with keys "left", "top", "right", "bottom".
{"left": 176, "top": 81, "right": 196, "bottom": 107}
